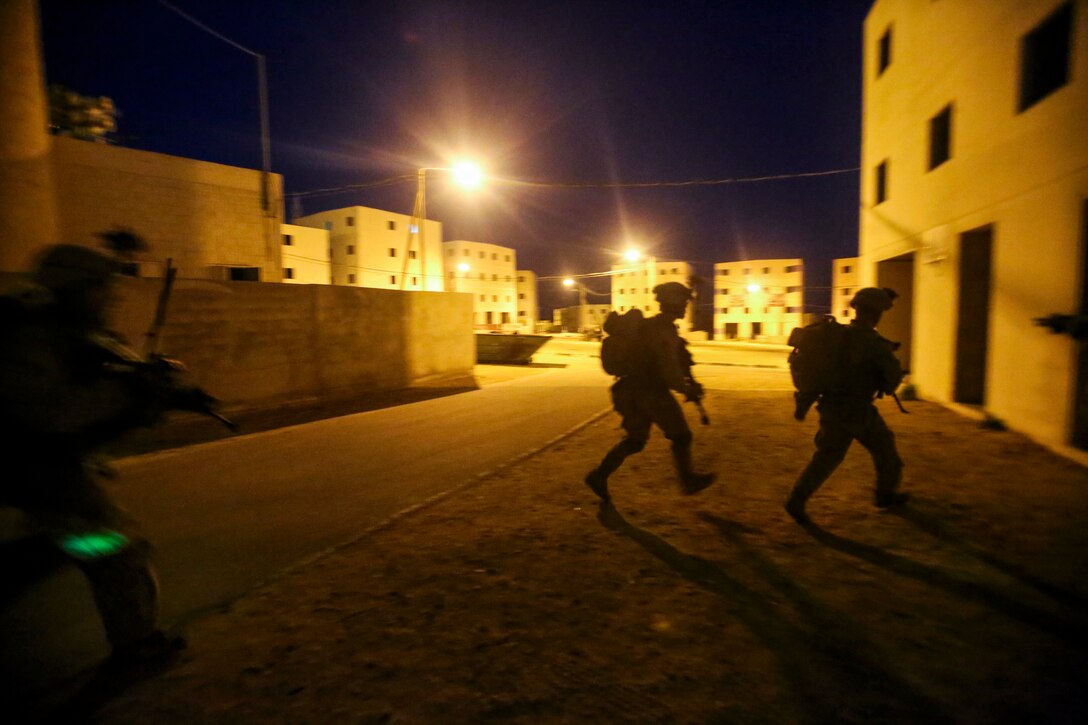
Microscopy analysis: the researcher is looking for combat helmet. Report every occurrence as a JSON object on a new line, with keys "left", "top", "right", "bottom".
{"left": 33, "top": 244, "right": 124, "bottom": 291}
{"left": 850, "top": 287, "right": 898, "bottom": 312}
{"left": 653, "top": 281, "right": 693, "bottom": 307}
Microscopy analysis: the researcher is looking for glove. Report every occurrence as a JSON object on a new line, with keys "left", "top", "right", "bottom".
{"left": 684, "top": 381, "right": 704, "bottom": 402}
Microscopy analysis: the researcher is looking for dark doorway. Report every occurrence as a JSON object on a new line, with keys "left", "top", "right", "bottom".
{"left": 954, "top": 226, "right": 994, "bottom": 405}
{"left": 751, "top": 322, "right": 762, "bottom": 339}
{"left": 725, "top": 322, "right": 738, "bottom": 339}
{"left": 1073, "top": 200, "right": 1088, "bottom": 450}
{"left": 877, "top": 254, "right": 915, "bottom": 374}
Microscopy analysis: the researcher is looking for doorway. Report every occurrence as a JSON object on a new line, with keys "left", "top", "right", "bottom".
{"left": 751, "top": 322, "right": 762, "bottom": 339}
{"left": 1073, "top": 201, "right": 1088, "bottom": 449}
{"left": 876, "top": 253, "right": 915, "bottom": 373}
{"left": 954, "top": 226, "right": 994, "bottom": 405}
{"left": 724, "top": 322, "right": 738, "bottom": 339}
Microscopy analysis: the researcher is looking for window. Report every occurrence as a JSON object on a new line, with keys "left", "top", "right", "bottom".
{"left": 875, "top": 160, "right": 889, "bottom": 204}
{"left": 718, "top": 307, "right": 728, "bottom": 314}
{"left": 348, "top": 273, "right": 356, "bottom": 284}
{"left": 390, "top": 275, "right": 397, "bottom": 284}
{"left": 282, "top": 234, "right": 293, "bottom": 246}
{"left": 388, "top": 248, "right": 396, "bottom": 257}
{"left": 492, "top": 274, "right": 498, "bottom": 281}
{"left": 228, "top": 267, "right": 260, "bottom": 282}
{"left": 720, "top": 269, "right": 730, "bottom": 276}
{"left": 786, "top": 264, "right": 803, "bottom": 273}
{"left": 505, "top": 275, "right": 512, "bottom": 282}
{"left": 411, "top": 277, "right": 418, "bottom": 286}
{"left": 787, "top": 286, "right": 801, "bottom": 293}
{"left": 284, "top": 268, "right": 294, "bottom": 280}
{"left": 1019, "top": 2, "right": 1073, "bottom": 112}
{"left": 492, "top": 295, "right": 498, "bottom": 302}
{"left": 323, "top": 221, "right": 332, "bottom": 231}
{"left": 505, "top": 296, "right": 511, "bottom": 302}
{"left": 788, "top": 307, "right": 802, "bottom": 313}
{"left": 743, "top": 268, "right": 750, "bottom": 275}
{"left": 842, "top": 288, "right": 852, "bottom": 297}
{"left": 619, "top": 288, "right": 625, "bottom": 294}
{"left": 346, "top": 216, "right": 355, "bottom": 227}
{"left": 519, "top": 293, "right": 525, "bottom": 299}
{"left": 644, "top": 305, "right": 650, "bottom": 311}
{"left": 620, "top": 306, "right": 626, "bottom": 312}
{"left": 671, "top": 267, "right": 679, "bottom": 274}
{"left": 388, "top": 220, "right": 396, "bottom": 231}
{"left": 929, "top": 104, "right": 953, "bottom": 170}
{"left": 447, "top": 249, "right": 454, "bottom": 257}
{"left": 346, "top": 245, "right": 355, "bottom": 255}
{"left": 518, "top": 310, "right": 526, "bottom": 317}
{"left": 842, "top": 309, "right": 850, "bottom": 317}
{"left": 463, "top": 249, "right": 469, "bottom": 256}
{"left": 479, "top": 273, "right": 485, "bottom": 280}
{"left": 479, "top": 295, "right": 485, "bottom": 301}
{"left": 491, "top": 253, "right": 497, "bottom": 260}
{"left": 505, "top": 255, "right": 511, "bottom": 262}
{"left": 762, "top": 267, "right": 771, "bottom": 274}
{"left": 449, "top": 271, "right": 455, "bottom": 280}
{"left": 877, "top": 25, "right": 892, "bottom": 77}
{"left": 409, "top": 250, "right": 417, "bottom": 259}
{"left": 744, "top": 307, "right": 749, "bottom": 314}
{"left": 842, "top": 265, "right": 852, "bottom": 273}
{"left": 479, "top": 252, "right": 485, "bottom": 259}
{"left": 518, "top": 276, "right": 525, "bottom": 282}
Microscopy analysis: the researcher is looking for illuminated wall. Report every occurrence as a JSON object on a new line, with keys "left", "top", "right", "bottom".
{"left": 293, "top": 206, "right": 444, "bottom": 292}
{"left": 611, "top": 259, "right": 694, "bottom": 331}
{"left": 712, "top": 258, "right": 804, "bottom": 341}
{"left": 516, "top": 269, "right": 539, "bottom": 331}
{"left": 861, "top": 0, "right": 1088, "bottom": 450}
{"left": 442, "top": 240, "right": 518, "bottom": 328}
{"left": 832, "top": 257, "right": 860, "bottom": 324}
{"left": 280, "top": 223, "right": 330, "bottom": 284}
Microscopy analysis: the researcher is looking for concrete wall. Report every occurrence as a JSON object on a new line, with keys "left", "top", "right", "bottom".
{"left": 110, "top": 278, "right": 473, "bottom": 408}
{"left": 51, "top": 136, "right": 284, "bottom": 282}
{"left": 861, "top": 0, "right": 1088, "bottom": 448}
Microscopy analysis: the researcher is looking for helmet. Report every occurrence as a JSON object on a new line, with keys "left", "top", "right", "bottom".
{"left": 850, "top": 286, "right": 898, "bottom": 312}
{"left": 33, "top": 244, "right": 123, "bottom": 291}
{"left": 653, "top": 282, "right": 692, "bottom": 306}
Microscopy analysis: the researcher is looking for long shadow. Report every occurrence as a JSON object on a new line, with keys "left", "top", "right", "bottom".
{"left": 597, "top": 504, "right": 953, "bottom": 724}
{"left": 789, "top": 516, "right": 1088, "bottom": 645}
{"left": 891, "top": 504, "right": 1088, "bottom": 610}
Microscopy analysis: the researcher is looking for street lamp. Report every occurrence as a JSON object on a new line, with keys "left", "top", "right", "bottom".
{"left": 456, "top": 262, "right": 470, "bottom": 292}
{"left": 401, "top": 161, "right": 484, "bottom": 290}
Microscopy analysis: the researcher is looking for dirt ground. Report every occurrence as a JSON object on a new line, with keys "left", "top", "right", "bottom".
{"left": 91, "top": 390, "right": 1088, "bottom": 724}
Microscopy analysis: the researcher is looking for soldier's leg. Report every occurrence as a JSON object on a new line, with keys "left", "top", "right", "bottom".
{"left": 71, "top": 535, "right": 159, "bottom": 651}
{"left": 785, "top": 419, "right": 853, "bottom": 522}
{"left": 585, "top": 385, "right": 652, "bottom": 502}
{"left": 854, "top": 409, "right": 907, "bottom": 507}
{"left": 654, "top": 393, "right": 715, "bottom": 494}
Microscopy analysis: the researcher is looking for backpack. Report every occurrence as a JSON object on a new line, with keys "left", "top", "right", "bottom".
{"left": 787, "top": 315, "right": 848, "bottom": 420}
{"left": 600, "top": 308, "right": 645, "bottom": 377}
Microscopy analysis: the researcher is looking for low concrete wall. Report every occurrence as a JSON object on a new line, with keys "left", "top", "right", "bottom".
{"left": 0, "top": 272, "right": 473, "bottom": 408}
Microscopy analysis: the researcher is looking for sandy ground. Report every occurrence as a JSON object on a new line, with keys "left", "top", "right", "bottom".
{"left": 79, "top": 388, "right": 1088, "bottom": 723}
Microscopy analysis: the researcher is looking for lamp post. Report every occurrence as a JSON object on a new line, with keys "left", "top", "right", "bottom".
{"left": 401, "top": 161, "right": 482, "bottom": 291}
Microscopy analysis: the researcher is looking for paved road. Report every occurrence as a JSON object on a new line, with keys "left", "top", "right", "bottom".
{"left": 2, "top": 337, "right": 789, "bottom": 707}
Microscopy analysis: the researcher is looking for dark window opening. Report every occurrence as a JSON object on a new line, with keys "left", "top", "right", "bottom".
{"left": 120, "top": 262, "right": 139, "bottom": 277}
{"left": 284, "top": 268, "right": 294, "bottom": 280}
{"left": 1019, "top": 2, "right": 1073, "bottom": 112}
{"left": 875, "top": 160, "right": 889, "bottom": 204}
{"left": 878, "top": 26, "right": 892, "bottom": 76}
{"left": 346, "top": 216, "right": 355, "bottom": 227}
{"left": 282, "top": 234, "right": 293, "bottom": 246}
{"left": 228, "top": 267, "right": 260, "bottom": 282}
{"left": 929, "top": 104, "right": 953, "bottom": 170}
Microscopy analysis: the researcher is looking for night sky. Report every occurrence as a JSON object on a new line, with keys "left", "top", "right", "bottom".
{"left": 40, "top": 0, "right": 875, "bottom": 313}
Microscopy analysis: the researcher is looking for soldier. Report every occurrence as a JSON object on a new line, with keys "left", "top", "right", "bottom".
{"left": 785, "top": 286, "right": 909, "bottom": 524}
{"left": 584, "top": 281, "right": 715, "bottom": 503}
{"left": 0, "top": 244, "right": 193, "bottom": 667}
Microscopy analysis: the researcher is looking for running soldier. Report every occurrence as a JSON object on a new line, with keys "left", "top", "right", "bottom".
{"left": 785, "top": 286, "right": 909, "bottom": 524}
{"left": 584, "top": 281, "right": 715, "bottom": 503}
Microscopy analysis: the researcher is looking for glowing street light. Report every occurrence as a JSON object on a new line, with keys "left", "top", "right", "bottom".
{"left": 623, "top": 249, "right": 642, "bottom": 263}
{"left": 747, "top": 283, "right": 762, "bottom": 294}
{"left": 562, "top": 278, "right": 575, "bottom": 288}
{"left": 457, "top": 262, "right": 471, "bottom": 273}
{"left": 451, "top": 161, "right": 484, "bottom": 189}
{"left": 402, "top": 161, "right": 483, "bottom": 290}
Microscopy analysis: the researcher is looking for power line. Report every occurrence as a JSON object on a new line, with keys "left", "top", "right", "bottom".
{"left": 157, "top": 0, "right": 260, "bottom": 57}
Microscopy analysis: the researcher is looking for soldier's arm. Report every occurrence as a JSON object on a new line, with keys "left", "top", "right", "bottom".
{"left": 0, "top": 328, "right": 136, "bottom": 436}
{"left": 649, "top": 322, "right": 690, "bottom": 393}
{"left": 873, "top": 338, "right": 905, "bottom": 395}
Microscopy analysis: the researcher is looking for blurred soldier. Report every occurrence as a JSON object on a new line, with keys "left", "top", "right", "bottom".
{"left": 785, "top": 287, "right": 909, "bottom": 524}
{"left": 0, "top": 244, "right": 192, "bottom": 666}
{"left": 585, "top": 281, "right": 715, "bottom": 502}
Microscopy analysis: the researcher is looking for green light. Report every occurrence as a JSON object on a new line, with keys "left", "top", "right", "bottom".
{"left": 58, "top": 530, "right": 129, "bottom": 560}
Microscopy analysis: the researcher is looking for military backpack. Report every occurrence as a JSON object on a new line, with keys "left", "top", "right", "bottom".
{"left": 787, "top": 315, "right": 848, "bottom": 420}
{"left": 599, "top": 308, "right": 646, "bottom": 378}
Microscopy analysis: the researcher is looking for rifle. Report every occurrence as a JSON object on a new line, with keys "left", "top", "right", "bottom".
{"left": 141, "top": 259, "right": 238, "bottom": 432}
{"left": 679, "top": 338, "right": 710, "bottom": 425}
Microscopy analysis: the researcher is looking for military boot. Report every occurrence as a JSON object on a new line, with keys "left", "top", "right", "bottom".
{"left": 672, "top": 444, "right": 716, "bottom": 496}
{"left": 875, "top": 491, "right": 910, "bottom": 509}
{"left": 583, "top": 468, "right": 611, "bottom": 503}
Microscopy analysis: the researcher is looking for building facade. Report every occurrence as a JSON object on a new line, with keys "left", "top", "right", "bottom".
{"left": 443, "top": 240, "right": 518, "bottom": 328}
{"left": 280, "top": 224, "right": 330, "bottom": 284}
{"left": 516, "top": 270, "right": 539, "bottom": 332}
{"left": 832, "top": 257, "right": 861, "bottom": 324}
{"left": 861, "top": 0, "right": 1088, "bottom": 451}
{"left": 611, "top": 258, "right": 694, "bottom": 330}
{"left": 293, "top": 206, "right": 444, "bottom": 291}
{"left": 712, "top": 258, "right": 804, "bottom": 341}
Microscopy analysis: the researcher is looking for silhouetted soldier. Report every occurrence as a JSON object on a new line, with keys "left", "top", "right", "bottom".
{"left": 585, "top": 282, "right": 715, "bottom": 502}
{"left": 785, "top": 287, "right": 909, "bottom": 524}
{"left": 0, "top": 244, "right": 196, "bottom": 667}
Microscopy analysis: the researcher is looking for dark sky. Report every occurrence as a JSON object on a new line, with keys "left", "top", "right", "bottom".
{"left": 40, "top": 0, "right": 875, "bottom": 313}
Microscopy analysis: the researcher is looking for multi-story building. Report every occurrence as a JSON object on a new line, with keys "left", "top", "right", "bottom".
{"left": 832, "top": 257, "right": 861, "bottom": 324}
{"left": 443, "top": 240, "right": 518, "bottom": 328}
{"left": 712, "top": 258, "right": 804, "bottom": 341}
{"left": 860, "top": 0, "right": 1088, "bottom": 452}
{"left": 280, "top": 224, "right": 330, "bottom": 284}
{"left": 293, "top": 206, "right": 444, "bottom": 291}
{"left": 515, "top": 270, "right": 539, "bottom": 332}
{"left": 611, "top": 259, "right": 693, "bottom": 331}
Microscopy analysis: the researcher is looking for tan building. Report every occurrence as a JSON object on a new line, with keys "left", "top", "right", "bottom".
{"left": 611, "top": 258, "right": 694, "bottom": 331}
{"left": 832, "top": 257, "right": 861, "bottom": 324}
{"left": 712, "top": 258, "right": 804, "bottom": 341}
{"left": 293, "top": 206, "right": 444, "bottom": 291}
{"left": 280, "top": 224, "right": 330, "bottom": 284}
{"left": 444, "top": 240, "right": 518, "bottom": 328}
{"left": 860, "top": 0, "right": 1088, "bottom": 451}
{"left": 554, "top": 304, "right": 612, "bottom": 333}
{"left": 515, "top": 270, "right": 539, "bottom": 332}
